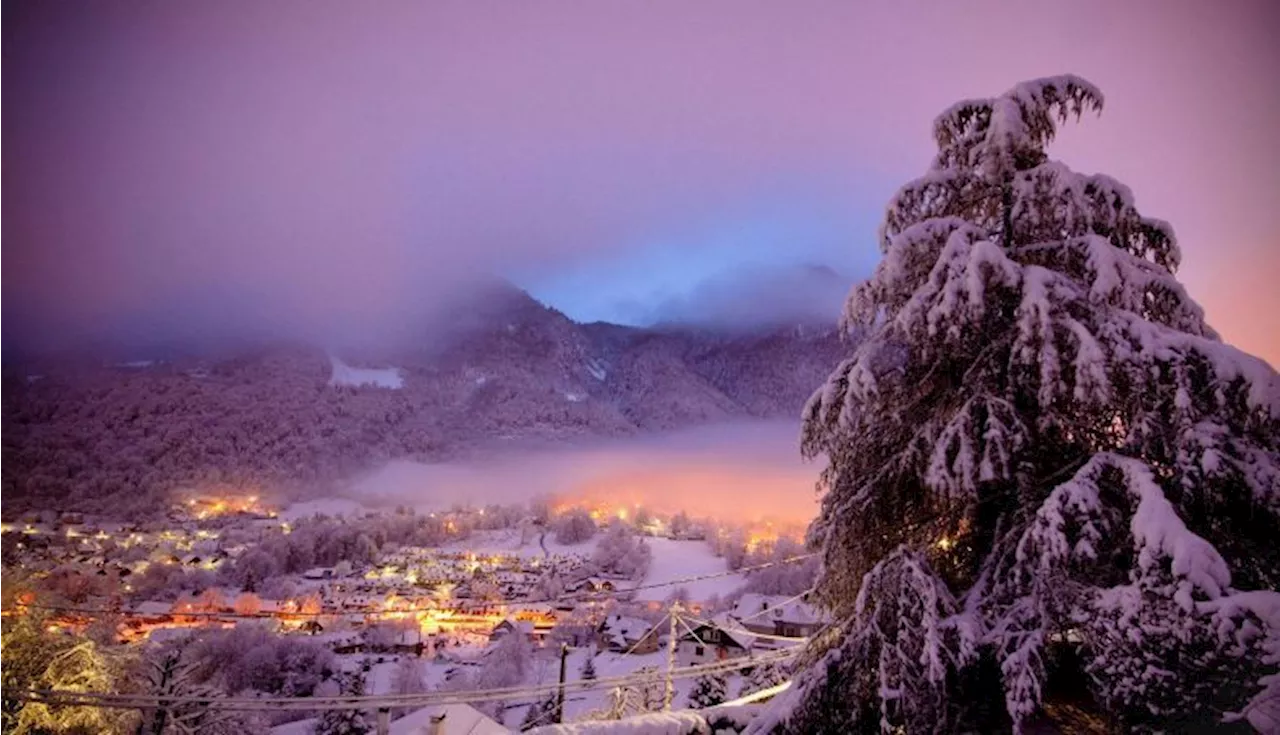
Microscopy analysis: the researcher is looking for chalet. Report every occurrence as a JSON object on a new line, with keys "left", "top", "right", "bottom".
{"left": 730, "top": 594, "right": 827, "bottom": 639}
{"left": 567, "top": 576, "right": 615, "bottom": 594}
{"left": 596, "top": 615, "right": 661, "bottom": 654}
{"left": 387, "top": 703, "right": 507, "bottom": 735}
{"left": 267, "top": 703, "right": 506, "bottom": 735}
{"left": 488, "top": 618, "right": 535, "bottom": 643}
{"left": 676, "top": 615, "right": 756, "bottom": 667}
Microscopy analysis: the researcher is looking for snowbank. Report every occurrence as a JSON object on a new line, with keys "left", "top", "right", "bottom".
{"left": 329, "top": 354, "right": 404, "bottom": 389}
{"left": 629, "top": 538, "right": 746, "bottom": 602}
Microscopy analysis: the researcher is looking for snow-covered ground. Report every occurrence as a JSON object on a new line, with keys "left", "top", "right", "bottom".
{"left": 280, "top": 497, "right": 370, "bottom": 521}
{"left": 628, "top": 538, "right": 745, "bottom": 603}
{"left": 328, "top": 354, "right": 404, "bottom": 389}
{"left": 441, "top": 531, "right": 747, "bottom": 604}
{"left": 439, "top": 528, "right": 600, "bottom": 559}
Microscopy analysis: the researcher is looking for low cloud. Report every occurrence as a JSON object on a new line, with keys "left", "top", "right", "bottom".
{"left": 348, "top": 420, "right": 821, "bottom": 525}
{"left": 646, "top": 265, "right": 850, "bottom": 331}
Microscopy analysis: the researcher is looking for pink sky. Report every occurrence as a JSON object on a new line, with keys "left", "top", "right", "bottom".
{"left": 4, "top": 0, "right": 1277, "bottom": 363}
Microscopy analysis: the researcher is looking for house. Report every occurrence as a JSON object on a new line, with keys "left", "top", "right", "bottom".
{"left": 303, "top": 566, "right": 337, "bottom": 580}
{"left": 489, "top": 618, "right": 535, "bottom": 643}
{"left": 567, "top": 576, "right": 615, "bottom": 595}
{"left": 268, "top": 703, "right": 507, "bottom": 735}
{"left": 389, "top": 703, "right": 508, "bottom": 735}
{"left": 676, "top": 615, "right": 755, "bottom": 667}
{"left": 596, "top": 615, "right": 661, "bottom": 654}
{"left": 730, "top": 594, "right": 827, "bottom": 639}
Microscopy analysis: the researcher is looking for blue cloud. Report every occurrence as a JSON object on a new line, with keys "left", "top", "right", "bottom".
{"left": 515, "top": 193, "right": 881, "bottom": 325}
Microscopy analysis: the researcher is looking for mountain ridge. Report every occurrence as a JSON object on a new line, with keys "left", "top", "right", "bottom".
{"left": 1, "top": 284, "right": 848, "bottom": 516}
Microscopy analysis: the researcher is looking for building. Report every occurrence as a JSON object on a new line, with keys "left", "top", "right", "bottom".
{"left": 489, "top": 618, "right": 536, "bottom": 643}
{"left": 596, "top": 615, "right": 661, "bottom": 654}
{"left": 268, "top": 703, "right": 507, "bottom": 735}
{"left": 730, "top": 594, "right": 827, "bottom": 639}
{"left": 389, "top": 703, "right": 508, "bottom": 735}
{"left": 676, "top": 615, "right": 755, "bottom": 667}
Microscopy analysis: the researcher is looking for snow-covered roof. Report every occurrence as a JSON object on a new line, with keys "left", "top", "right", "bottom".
{"left": 390, "top": 703, "right": 508, "bottom": 735}
{"left": 132, "top": 600, "right": 172, "bottom": 616}
{"left": 528, "top": 710, "right": 708, "bottom": 734}
{"left": 493, "top": 618, "right": 534, "bottom": 635}
{"left": 680, "top": 614, "right": 756, "bottom": 650}
{"left": 599, "top": 615, "right": 653, "bottom": 639}
{"left": 730, "top": 594, "right": 825, "bottom": 626}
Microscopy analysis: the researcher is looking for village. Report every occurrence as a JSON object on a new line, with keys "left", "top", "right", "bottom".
{"left": 2, "top": 491, "right": 825, "bottom": 730}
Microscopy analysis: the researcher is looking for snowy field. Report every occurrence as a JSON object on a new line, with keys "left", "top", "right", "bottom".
{"left": 626, "top": 538, "right": 746, "bottom": 602}
{"left": 279, "top": 497, "right": 370, "bottom": 521}
{"left": 328, "top": 354, "right": 404, "bottom": 389}
{"left": 440, "top": 530, "right": 746, "bottom": 603}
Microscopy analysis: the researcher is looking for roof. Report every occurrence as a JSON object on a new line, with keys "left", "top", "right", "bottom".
{"left": 133, "top": 600, "right": 172, "bottom": 616}
{"left": 681, "top": 614, "right": 756, "bottom": 650}
{"left": 730, "top": 594, "right": 825, "bottom": 626}
{"left": 390, "top": 703, "right": 509, "bottom": 735}
{"left": 493, "top": 618, "right": 534, "bottom": 634}
{"left": 527, "top": 710, "right": 707, "bottom": 734}
{"left": 598, "top": 615, "right": 653, "bottom": 638}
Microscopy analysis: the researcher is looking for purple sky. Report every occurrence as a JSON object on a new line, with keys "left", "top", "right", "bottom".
{"left": 4, "top": 0, "right": 1278, "bottom": 363}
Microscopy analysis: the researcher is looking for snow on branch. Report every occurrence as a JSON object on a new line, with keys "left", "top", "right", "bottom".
{"left": 932, "top": 75, "right": 1104, "bottom": 175}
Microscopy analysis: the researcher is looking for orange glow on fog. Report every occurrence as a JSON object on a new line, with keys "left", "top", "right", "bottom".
{"left": 181, "top": 491, "right": 275, "bottom": 519}
{"left": 560, "top": 465, "right": 818, "bottom": 526}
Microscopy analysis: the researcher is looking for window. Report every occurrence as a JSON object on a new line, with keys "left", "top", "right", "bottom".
{"left": 694, "top": 645, "right": 705, "bottom": 656}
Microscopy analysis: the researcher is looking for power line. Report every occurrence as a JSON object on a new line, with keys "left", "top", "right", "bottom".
{"left": 729, "top": 588, "right": 817, "bottom": 623}
{"left": 680, "top": 613, "right": 811, "bottom": 644}
{"left": 15, "top": 649, "right": 799, "bottom": 713}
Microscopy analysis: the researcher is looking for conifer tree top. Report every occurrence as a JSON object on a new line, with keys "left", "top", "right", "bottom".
{"left": 781, "top": 74, "right": 1280, "bottom": 734}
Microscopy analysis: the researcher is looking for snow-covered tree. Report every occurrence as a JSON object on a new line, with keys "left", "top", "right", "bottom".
{"left": 138, "top": 646, "right": 252, "bottom": 735}
{"left": 631, "top": 666, "right": 667, "bottom": 713}
{"left": 1, "top": 581, "right": 138, "bottom": 735}
{"left": 743, "top": 660, "right": 788, "bottom": 695}
{"left": 580, "top": 653, "right": 598, "bottom": 680}
{"left": 520, "top": 691, "right": 559, "bottom": 731}
{"left": 766, "top": 76, "right": 1280, "bottom": 733}
{"left": 473, "top": 633, "right": 534, "bottom": 720}
{"left": 593, "top": 525, "right": 653, "bottom": 580}
{"left": 314, "top": 671, "right": 372, "bottom": 735}
{"left": 478, "top": 633, "right": 533, "bottom": 689}
{"left": 553, "top": 508, "right": 598, "bottom": 545}
{"left": 589, "top": 686, "right": 642, "bottom": 721}
{"left": 389, "top": 656, "right": 428, "bottom": 719}
{"left": 688, "top": 671, "right": 729, "bottom": 709}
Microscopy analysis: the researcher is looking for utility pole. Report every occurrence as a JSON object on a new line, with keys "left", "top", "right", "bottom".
{"left": 664, "top": 601, "right": 681, "bottom": 711}
{"left": 555, "top": 642, "right": 569, "bottom": 723}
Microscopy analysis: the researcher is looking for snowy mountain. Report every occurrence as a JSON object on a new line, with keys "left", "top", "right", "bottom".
{"left": 1, "top": 282, "right": 846, "bottom": 515}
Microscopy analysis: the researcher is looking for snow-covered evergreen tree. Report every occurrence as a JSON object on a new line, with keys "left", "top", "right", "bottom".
{"left": 743, "top": 660, "right": 788, "bottom": 695}
{"left": 759, "top": 76, "right": 1280, "bottom": 733}
{"left": 688, "top": 671, "right": 729, "bottom": 709}
{"left": 520, "top": 691, "right": 559, "bottom": 731}
{"left": 580, "top": 652, "right": 598, "bottom": 680}
{"left": 314, "top": 671, "right": 372, "bottom": 735}
{"left": 631, "top": 666, "right": 667, "bottom": 713}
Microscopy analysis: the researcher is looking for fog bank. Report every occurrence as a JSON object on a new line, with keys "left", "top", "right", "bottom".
{"left": 347, "top": 420, "right": 820, "bottom": 525}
